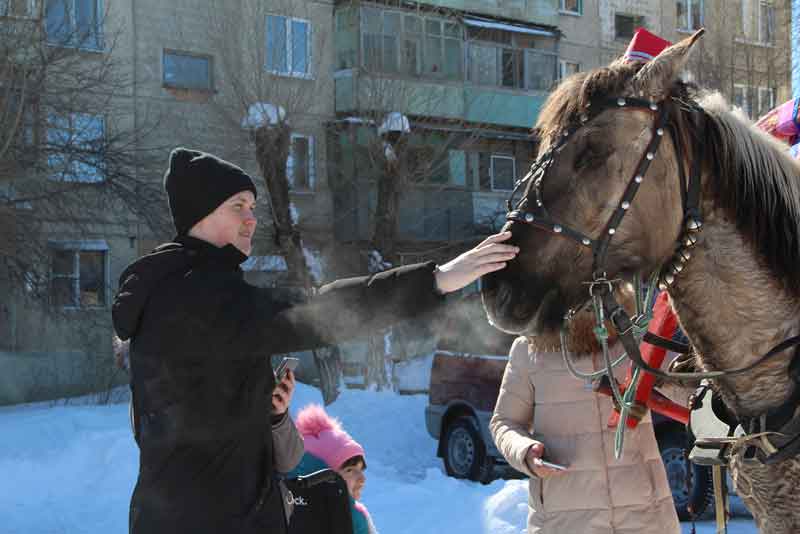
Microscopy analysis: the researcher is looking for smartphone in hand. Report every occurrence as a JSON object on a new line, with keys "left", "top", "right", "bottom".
{"left": 539, "top": 459, "right": 568, "bottom": 471}
{"left": 274, "top": 357, "right": 300, "bottom": 381}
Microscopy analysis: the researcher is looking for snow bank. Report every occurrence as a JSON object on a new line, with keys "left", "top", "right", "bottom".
{"left": 0, "top": 384, "right": 757, "bottom": 534}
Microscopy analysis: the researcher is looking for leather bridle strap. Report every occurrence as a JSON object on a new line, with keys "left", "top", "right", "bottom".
{"left": 600, "top": 286, "right": 800, "bottom": 381}
{"left": 506, "top": 97, "right": 670, "bottom": 279}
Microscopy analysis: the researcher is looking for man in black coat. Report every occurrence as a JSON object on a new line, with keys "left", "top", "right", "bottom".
{"left": 112, "top": 148, "right": 518, "bottom": 534}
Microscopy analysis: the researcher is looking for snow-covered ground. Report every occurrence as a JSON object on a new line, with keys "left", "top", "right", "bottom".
{"left": 0, "top": 384, "right": 758, "bottom": 534}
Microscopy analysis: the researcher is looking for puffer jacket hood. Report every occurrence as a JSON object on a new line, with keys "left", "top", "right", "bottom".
{"left": 112, "top": 243, "right": 189, "bottom": 341}
{"left": 112, "top": 237, "right": 246, "bottom": 340}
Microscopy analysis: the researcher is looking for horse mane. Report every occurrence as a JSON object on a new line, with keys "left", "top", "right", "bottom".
{"left": 698, "top": 95, "right": 800, "bottom": 295}
{"left": 536, "top": 62, "right": 800, "bottom": 295}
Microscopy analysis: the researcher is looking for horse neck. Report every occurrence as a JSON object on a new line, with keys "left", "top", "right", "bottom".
{"left": 668, "top": 209, "right": 800, "bottom": 417}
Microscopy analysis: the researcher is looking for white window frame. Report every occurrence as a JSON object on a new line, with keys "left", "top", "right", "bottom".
{"left": 45, "top": 0, "right": 104, "bottom": 51}
{"left": 0, "top": 0, "right": 35, "bottom": 17}
{"left": 558, "top": 59, "right": 580, "bottom": 80}
{"left": 162, "top": 49, "right": 214, "bottom": 91}
{"left": 265, "top": 14, "right": 312, "bottom": 78}
{"left": 559, "top": 0, "right": 582, "bottom": 16}
{"left": 738, "top": 0, "right": 775, "bottom": 45}
{"left": 47, "top": 111, "right": 106, "bottom": 183}
{"left": 361, "top": 7, "right": 463, "bottom": 81}
{"left": 489, "top": 154, "right": 516, "bottom": 192}
{"left": 676, "top": 0, "right": 703, "bottom": 32}
{"left": 49, "top": 240, "right": 109, "bottom": 310}
{"left": 733, "top": 83, "right": 776, "bottom": 119}
{"left": 286, "top": 133, "right": 316, "bottom": 191}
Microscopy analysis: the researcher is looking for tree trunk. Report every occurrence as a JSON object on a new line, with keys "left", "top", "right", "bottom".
{"left": 371, "top": 148, "right": 401, "bottom": 266}
{"left": 252, "top": 123, "right": 341, "bottom": 405}
{"left": 366, "top": 143, "right": 403, "bottom": 389}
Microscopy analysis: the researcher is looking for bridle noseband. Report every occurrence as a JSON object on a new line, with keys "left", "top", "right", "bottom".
{"left": 506, "top": 96, "right": 702, "bottom": 284}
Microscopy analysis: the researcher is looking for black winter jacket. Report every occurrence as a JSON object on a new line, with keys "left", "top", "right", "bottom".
{"left": 112, "top": 236, "right": 444, "bottom": 534}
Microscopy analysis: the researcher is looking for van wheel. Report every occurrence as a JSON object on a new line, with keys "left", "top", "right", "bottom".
{"left": 658, "top": 431, "right": 714, "bottom": 520}
{"left": 442, "top": 417, "right": 494, "bottom": 484}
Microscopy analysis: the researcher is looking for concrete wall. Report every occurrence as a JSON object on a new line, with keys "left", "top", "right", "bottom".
{"left": 416, "top": 0, "right": 559, "bottom": 27}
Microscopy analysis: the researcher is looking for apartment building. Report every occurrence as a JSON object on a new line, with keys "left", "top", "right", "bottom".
{"left": 329, "top": 0, "right": 558, "bottom": 258}
{"left": 0, "top": 0, "right": 337, "bottom": 403}
{"left": 2, "top": 0, "right": 790, "bottom": 402}
{"left": 558, "top": 0, "right": 791, "bottom": 119}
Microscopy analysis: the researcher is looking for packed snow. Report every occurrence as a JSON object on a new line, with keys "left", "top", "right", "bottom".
{"left": 0, "top": 383, "right": 758, "bottom": 533}
{"left": 241, "top": 102, "right": 286, "bottom": 129}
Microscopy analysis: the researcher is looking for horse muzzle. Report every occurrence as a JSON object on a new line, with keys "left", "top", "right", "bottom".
{"left": 480, "top": 271, "right": 564, "bottom": 335}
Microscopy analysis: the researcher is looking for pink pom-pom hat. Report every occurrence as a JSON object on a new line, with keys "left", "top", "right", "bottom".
{"left": 295, "top": 404, "right": 365, "bottom": 470}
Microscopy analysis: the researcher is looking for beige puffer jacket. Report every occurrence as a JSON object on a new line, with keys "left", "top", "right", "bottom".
{"left": 490, "top": 337, "right": 680, "bottom": 534}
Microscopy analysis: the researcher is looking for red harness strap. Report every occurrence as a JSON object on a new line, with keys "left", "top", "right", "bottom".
{"left": 603, "top": 291, "right": 690, "bottom": 427}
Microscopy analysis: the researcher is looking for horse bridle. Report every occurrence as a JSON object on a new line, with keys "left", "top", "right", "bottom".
{"left": 505, "top": 95, "right": 800, "bottom": 464}
{"left": 506, "top": 96, "right": 703, "bottom": 283}
{"left": 505, "top": 94, "right": 800, "bottom": 379}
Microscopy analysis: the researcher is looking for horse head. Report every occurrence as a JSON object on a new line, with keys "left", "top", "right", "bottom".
{"left": 481, "top": 31, "right": 704, "bottom": 336}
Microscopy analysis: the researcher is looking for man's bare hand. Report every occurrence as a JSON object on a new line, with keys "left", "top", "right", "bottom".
{"left": 433, "top": 231, "right": 518, "bottom": 294}
{"left": 271, "top": 369, "right": 296, "bottom": 416}
{"left": 525, "top": 441, "right": 567, "bottom": 478}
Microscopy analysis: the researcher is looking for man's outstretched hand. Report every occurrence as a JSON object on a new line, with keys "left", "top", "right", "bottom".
{"left": 434, "top": 231, "right": 518, "bottom": 294}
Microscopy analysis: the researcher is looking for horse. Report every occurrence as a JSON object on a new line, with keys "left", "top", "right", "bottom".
{"left": 481, "top": 30, "right": 800, "bottom": 533}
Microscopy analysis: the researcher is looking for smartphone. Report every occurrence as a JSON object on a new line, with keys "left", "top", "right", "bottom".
{"left": 274, "top": 357, "right": 300, "bottom": 381}
{"left": 539, "top": 460, "right": 568, "bottom": 471}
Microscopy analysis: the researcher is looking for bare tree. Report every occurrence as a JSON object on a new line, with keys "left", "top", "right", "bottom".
{"left": 688, "top": 0, "right": 791, "bottom": 119}
{"left": 206, "top": 0, "right": 343, "bottom": 404}
{"left": 1, "top": 2, "right": 168, "bottom": 303}
{"left": 321, "top": 5, "right": 547, "bottom": 388}
{"left": 0, "top": 0, "right": 167, "bottom": 405}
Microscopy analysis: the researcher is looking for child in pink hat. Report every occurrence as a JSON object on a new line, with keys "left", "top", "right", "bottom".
{"left": 291, "top": 404, "right": 377, "bottom": 534}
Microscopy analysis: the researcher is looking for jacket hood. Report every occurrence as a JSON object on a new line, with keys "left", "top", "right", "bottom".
{"left": 112, "top": 237, "right": 247, "bottom": 340}
{"left": 112, "top": 243, "right": 189, "bottom": 341}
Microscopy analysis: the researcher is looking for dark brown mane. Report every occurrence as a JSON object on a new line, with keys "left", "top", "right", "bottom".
{"left": 700, "top": 96, "right": 800, "bottom": 295}
{"left": 535, "top": 61, "right": 800, "bottom": 296}
{"left": 535, "top": 60, "right": 644, "bottom": 146}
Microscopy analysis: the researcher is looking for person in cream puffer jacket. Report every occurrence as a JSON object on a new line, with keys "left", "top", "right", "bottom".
{"left": 491, "top": 333, "right": 681, "bottom": 534}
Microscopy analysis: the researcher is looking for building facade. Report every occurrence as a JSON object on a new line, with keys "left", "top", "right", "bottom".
{"left": 1, "top": 0, "right": 792, "bottom": 403}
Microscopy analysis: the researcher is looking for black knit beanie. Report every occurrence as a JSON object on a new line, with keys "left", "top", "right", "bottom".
{"left": 163, "top": 147, "right": 258, "bottom": 236}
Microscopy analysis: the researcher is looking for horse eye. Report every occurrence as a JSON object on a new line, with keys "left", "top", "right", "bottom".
{"left": 574, "top": 139, "right": 611, "bottom": 170}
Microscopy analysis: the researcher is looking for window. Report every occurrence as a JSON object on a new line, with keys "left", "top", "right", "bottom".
{"left": 524, "top": 50, "right": 556, "bottom": 91}
{"left": 733, "top": 84, "right": 775, "bottom": 119}
{"left": 0, "top": 0, "right": 34, "bottom": 17}
{"left": 467, "top": 31, "right": 556, "bottom": 91}
{"left": 47, "top": 112, "right": 105, "bottom": 182}
{"left": 423, "top": 18, "right": 463, "bottom": 79}
{"left": 558, "top": 59, "right": 580, "bottom": 80}
{"left": 45, "top": 0, "right": 103, "bottom": 50}
{"left": 363, "top": 7, "right": 399, "bottom": 73}
{"left": 560, "top": 0, "right": 582, "bottom": 15}
{"left": 739, "top": 0, "right": 775, "bottom": 45}
{"left": 615, "top": 13, "right": 645, "bottom": 40}
{"left": 163, "top": 50, "right": 213, "bottom": 91}
{"left": 266, "top": 15, "right": 311, "bottom": 77}
{"left": 287, "top": 133, "right": 315, "bottom": 190}
{"left": 676, "top": 0, "right": 703, "bottom": 31}
{"left": 490, "top": 155, "right": 515, "bottom": 191}
{"left": 50, "top": 241, "right": 108, "bottom": 309}
{"left": 362, "top": 8, "right": 462, "bottom": 80}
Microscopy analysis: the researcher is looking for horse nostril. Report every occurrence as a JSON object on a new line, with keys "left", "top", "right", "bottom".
{"left": 496, "top": 283, "right": 514, "bottom": 309}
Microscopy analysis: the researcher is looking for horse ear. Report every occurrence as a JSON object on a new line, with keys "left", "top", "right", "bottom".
{"left": 632, "top": 29, "right": 704, "bottom": 101}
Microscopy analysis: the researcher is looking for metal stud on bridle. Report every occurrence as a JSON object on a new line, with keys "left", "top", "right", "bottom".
{"left": 505, "top": 96, "right": 678, "bottom": 280}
